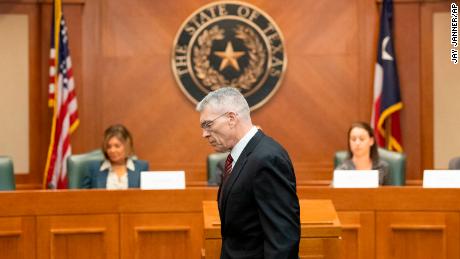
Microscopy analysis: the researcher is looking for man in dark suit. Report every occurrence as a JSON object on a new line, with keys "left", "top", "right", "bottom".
{"left": 197, "top": 87, "right": 300, "bottom": 259}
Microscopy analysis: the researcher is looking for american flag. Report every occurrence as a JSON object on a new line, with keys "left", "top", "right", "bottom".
{"left": 44, "top": 0, "right": 79, "bottom": 189}
{"left": 371, "top": 0, "right": 403, "bottom": 152}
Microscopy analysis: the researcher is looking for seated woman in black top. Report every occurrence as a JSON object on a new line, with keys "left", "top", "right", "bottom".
{"left": 336, "top": 122, "right": 389, "bottom": 185}
{"left": 82, "top": 124, "right": 149, "bottom": 189}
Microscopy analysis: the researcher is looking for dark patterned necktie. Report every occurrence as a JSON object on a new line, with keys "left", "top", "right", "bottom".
{"left": 222, "top": 154, "right": 233, "bottom": 184}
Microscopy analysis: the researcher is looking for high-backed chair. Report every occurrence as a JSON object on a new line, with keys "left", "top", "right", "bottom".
{"left": 67, "top": 150, "right": 104, "bottom": 188}
{"left": 448, "top": 157, "right": 460, "bottom": 169}
{"left": 207, "top": 152, "right": 228, "bottom": 186}
{"left": 0, "top": 156, "right": 16, "bottom": 190}
{"left": 334, "top": 148, "right": 406, "bottom": 186}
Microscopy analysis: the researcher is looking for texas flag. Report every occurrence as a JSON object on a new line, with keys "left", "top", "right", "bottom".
{"left": 371, "top": 0, "right": 403, "bottom": 152}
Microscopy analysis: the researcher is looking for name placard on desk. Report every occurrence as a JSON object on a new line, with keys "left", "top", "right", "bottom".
{"left": 140, "top": 171, "right": 186, "bottom": 190}
{"left": 423, "top": 170, "right": 460, "bottom": 188}
{"left": 332, "top": 170, "right": 379, "bottom": 188}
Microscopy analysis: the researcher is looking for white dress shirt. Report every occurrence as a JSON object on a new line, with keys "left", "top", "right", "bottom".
{"left": 100, "top": 158, "right": 135, "bottom": 190}
{"left": 230, "top": 126, "right": 258, "bottom": 170}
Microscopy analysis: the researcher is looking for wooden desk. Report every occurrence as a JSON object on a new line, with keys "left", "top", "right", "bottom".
{"left": 297, "top": 187, "right": 460, "bottom": 259}
{"left": 0, "top": 188, "right": 216, "bottom": 259}
{"left": 0, "top": 187, "right": 459, "bottom": 259}
{"left": 202, "top": 200, "right": 341, "bottom": 259}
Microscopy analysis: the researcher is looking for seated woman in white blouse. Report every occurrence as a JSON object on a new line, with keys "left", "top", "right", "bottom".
{"left": 82, "top": 124, "right": 149, "bottom": 189}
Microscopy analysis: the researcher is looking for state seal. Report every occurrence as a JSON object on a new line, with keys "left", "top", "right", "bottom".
{"left": 172, "top": 1, "right": 286, "bottom": 110}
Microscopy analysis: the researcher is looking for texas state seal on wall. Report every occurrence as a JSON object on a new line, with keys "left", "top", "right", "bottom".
{"left": 172, "top": 1, "right": 286, "bottom": 110}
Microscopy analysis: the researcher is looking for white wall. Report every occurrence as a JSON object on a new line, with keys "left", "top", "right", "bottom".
{"left": 433, "top": 12, "right": 460, "bottom": 169}
{"left": 0, "top": 14, "right": 29, "bottom": 174}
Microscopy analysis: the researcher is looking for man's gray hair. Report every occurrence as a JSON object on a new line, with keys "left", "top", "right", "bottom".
{"left": 196, "top": 87, "right": 250, "bottom": 121}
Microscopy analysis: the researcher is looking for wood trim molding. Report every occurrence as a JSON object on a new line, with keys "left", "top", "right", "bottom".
{"left": 135, "top": 226, "right": 191, "bottom": 233}
{"left": 341, "top": 225, "right": 361, "bottom": 230}
{"left": 390, "top": 225, "right": 446, "bottom": 230}
{"left": 0, "top": 231, "right": 21, "bottom": 237}
{"left": 405, "top": 179, "right": 423, "bottom": 186}
{"left": 15, "top": 183, "right": 42, "bottom": 190}
{"left": 51, "top": 228, "right": 107, "bottom": 234}
{"left": 0, "top": 0, "right": 85, "bottom": 4}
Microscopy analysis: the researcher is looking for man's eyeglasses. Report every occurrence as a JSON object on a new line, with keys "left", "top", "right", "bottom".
{"left": 200, "top": 112, "right": 229, "bottom": 130}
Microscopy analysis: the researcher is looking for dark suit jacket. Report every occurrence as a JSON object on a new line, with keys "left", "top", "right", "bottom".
{"left": 218, "top": 130, "right": 300, "bottom": 259}
{"left": 82, "top": 159, "right": 149, "bottom": 188}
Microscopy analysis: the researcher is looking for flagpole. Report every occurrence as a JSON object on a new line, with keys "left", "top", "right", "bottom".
{"left": 385, "top": 117, "right": 392, "bottom": 150}
{"left": 43, "top": 0, "right": 63, "bottom": 189}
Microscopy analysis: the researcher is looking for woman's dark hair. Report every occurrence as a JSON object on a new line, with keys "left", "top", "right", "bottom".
{"left": 346, "top": 122, "right": 379, "bottom": 164}
{"left": 102, "top": 124, "right": 134, "bottom": 160}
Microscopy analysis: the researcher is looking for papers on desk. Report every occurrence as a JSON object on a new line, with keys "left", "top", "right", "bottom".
{"left": 423, "top": 170, "right": 460, "bottom": 188}
{"left": 332, "top": 170, "right": 379, "bottom": 188}
{"left": 140, "top": 171, "right": 186, "bottom": 190}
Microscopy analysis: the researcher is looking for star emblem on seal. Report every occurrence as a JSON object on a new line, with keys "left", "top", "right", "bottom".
{"left": 214, "top": 42, "right": 245, "bottom": 71}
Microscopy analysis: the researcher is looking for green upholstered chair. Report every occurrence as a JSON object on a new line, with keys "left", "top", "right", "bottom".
{"left": 448, "top": 157, "right": 460, "bottom": 169}
{"left": 0, "top": 156, "right": 16, "bottom": 190}
{"left": 67, "top": 150, "right": 104, "bottom": 189}
{"left": 334, "top": 148, "right": 406, "bottom": 186}
{"left": 207, "top": 152, "right": 228, "bottom": 186}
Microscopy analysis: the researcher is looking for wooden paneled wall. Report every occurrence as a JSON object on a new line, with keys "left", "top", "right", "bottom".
{"left": 0, "top": 0, "right": 452, "bottom": 188}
